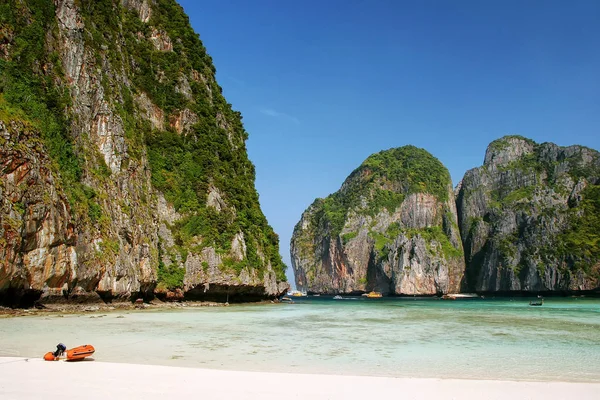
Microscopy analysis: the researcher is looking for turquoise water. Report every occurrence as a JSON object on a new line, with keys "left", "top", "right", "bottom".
{"left": 1, "top": 297, "right": 599, "bottom": 382}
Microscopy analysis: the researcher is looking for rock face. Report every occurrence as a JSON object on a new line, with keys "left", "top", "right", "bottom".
{"left": 457, "top": 136, "right": 600, "bottom": 293}
{"left": 0, "top": 120, "right": 77, "bottom": 304}
{"left": 291, "top": 146, "right": 466, "bottom": 295}
{"left": 0, "top": 0, "right": 287, "bottom": 306}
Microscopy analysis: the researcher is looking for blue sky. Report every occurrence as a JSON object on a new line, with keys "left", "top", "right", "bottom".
{"left": 178, "top": 0, "right": 600, "bottom": 284}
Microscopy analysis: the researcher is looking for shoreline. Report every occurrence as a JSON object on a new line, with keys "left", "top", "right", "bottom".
{"left": 1, "top": 357, "right": 599, "bottom": 400}
{"left": 0, "top": 299, "right": 264, "bottom": 317}
{"left": 1, "top": 292, "right": 597, "bottom": 318}
{"left": 2, "top": 291, "right": 599, "bottom": 316}
{"left": 2, "top": 290, "right": 598, "bottom": 311}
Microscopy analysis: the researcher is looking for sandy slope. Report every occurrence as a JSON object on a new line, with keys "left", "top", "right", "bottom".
{"left": 1, "top": 357, "right": 598, "bottom": 400}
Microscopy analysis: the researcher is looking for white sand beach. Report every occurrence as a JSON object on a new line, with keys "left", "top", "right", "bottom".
{"left": 1, "top": 357, "right": 599, "bottom": 400}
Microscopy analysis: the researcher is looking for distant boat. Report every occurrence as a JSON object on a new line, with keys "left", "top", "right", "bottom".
{"left": 362, "top": 291, "right": 382, "bottom": 298}
{"left": 439, "top": 293, "right": 480, "bottom": 300}
{"left": 287, "top": 290, "right": 307, "bottom": 297}
{"left": 529, "top": 299, "right": 544, "bottom": 306}
{"left": 333, "top": 295, "right": 343, "bottom": 300}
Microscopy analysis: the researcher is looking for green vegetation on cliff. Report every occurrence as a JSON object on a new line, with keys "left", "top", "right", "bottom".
{"left": 370, "top": 223, "right": 461, "bottom": 262}
{"left": 133, "top": 2, "right": 285, "bottom": 280}
{"left": 487, "top": 135, "right": 536, "bottom": 153}
{"left": 0, "top": 0, "right": 286, "bottom": 285}
{"left": 558, "top": 185, "right": 600, "bottom": 273}
{"left": 361, "top": 146, "right": 451, "bottom": 202}
{"left": 460, "top": 135, "right": 600, "bottom": 290}
{"left": 488, "top": 137, "right": 600, "bottom": 212}
{"left": 0, "top": 1, "right": 106, "bottom": 223}
{"left": 157, "top": 257, "right": 185, "bottom": 291}
{"left": 315, "top": 146, "right": 451, "bottom": 237}
{"left": 0, "top": 2, "right": 73, "bottom": 175}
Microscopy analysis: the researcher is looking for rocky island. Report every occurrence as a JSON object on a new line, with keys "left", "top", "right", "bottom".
{"left": 291, "top": 146, "right": 465, "bottom": 295}
{"left": 0, "top": 0, "right": 288, "bottom": 307}
{"left": 292, "top": 137, "right": 600, "bottom": 296}
{"left": 457, "top": 135, "right": 600, "bottom": 293}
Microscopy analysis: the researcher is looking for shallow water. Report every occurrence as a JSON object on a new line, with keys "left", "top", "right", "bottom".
{"left": 1, "top": 297, "right": 599, "bottom": 382}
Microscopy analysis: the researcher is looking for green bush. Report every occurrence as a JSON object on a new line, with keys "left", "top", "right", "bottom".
{"left": 157, "top": 260, "right": 185, "bottom": 290}
{"left": 341, "top": 231, "right": 358, "bottom": 244}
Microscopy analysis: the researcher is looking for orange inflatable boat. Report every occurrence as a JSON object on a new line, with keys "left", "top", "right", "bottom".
{"left": 43, "top": 344, "right": 95, "bottom": 361}
{"left": 66, "top": 344, "right": 95, "bottom": 361}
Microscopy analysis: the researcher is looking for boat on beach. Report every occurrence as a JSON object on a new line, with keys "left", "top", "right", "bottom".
{"left": 66, "top": 344, "right": 95, "bottom": 361}
{"left": 44, "top": 344, "right": 95, "bottom": 361}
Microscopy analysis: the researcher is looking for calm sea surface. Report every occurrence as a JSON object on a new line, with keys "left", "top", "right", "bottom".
{"left": 1, "top": 297, "right": 599, "bottom": 382}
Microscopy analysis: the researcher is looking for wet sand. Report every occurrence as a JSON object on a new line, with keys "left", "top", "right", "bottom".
{"left": 0, "top": 300, "right": 230, "bottom": 317}
{"left": 1, "top": 357, "right": 599, "bottom": 400}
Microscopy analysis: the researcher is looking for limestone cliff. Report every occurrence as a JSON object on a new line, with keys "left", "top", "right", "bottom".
{"left": 291, "top": 146, "right": 465, "bottom": 295}
{"left": 0, "top": 0, "right": 287, "bottom": 306}
{"left": 457, "top": 136, "right": 600, "bottom": 293}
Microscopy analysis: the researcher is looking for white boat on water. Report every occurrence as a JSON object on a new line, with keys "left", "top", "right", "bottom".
{"left": 333, "top": 295, "right": 343, "bottom": 300}
{"left": 287, "top": 290, "right": 307, "bottom": 297}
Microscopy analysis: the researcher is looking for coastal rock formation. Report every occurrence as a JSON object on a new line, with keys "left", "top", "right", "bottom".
{"left": 291, "top": 146, "right": 465, "bottom": 295}
{"left": 457, "top": 136, "right": 600, "bottom": 293}
{"left": 0, "top": 0, "right": 287, "bottom": 306}
{"left": 0, "top": 120, "right": 77, "bottom": 304}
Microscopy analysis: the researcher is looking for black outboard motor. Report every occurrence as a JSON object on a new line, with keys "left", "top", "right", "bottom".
{"left": 53, "top": 343, "right": 67, "bottom": 357}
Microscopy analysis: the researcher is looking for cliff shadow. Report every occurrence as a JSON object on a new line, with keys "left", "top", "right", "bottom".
{"left": 0, "top": 288, "right": 43, "bottom": 308}
{"left": 366, "top": 251, "right": 392, "bottom": 294}
{"left": 182, "top": 284, "right": 273, "bottom": 303}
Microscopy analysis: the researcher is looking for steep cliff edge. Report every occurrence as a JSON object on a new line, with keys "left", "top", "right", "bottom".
{"left": 291, "top": 146, "right": 465, "bottom": 295}
{"left": 457, "top": 136, "right": 600, "bottom": 293}
{"left": 0, "top": 0, "right": 287, "bottom": 306}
